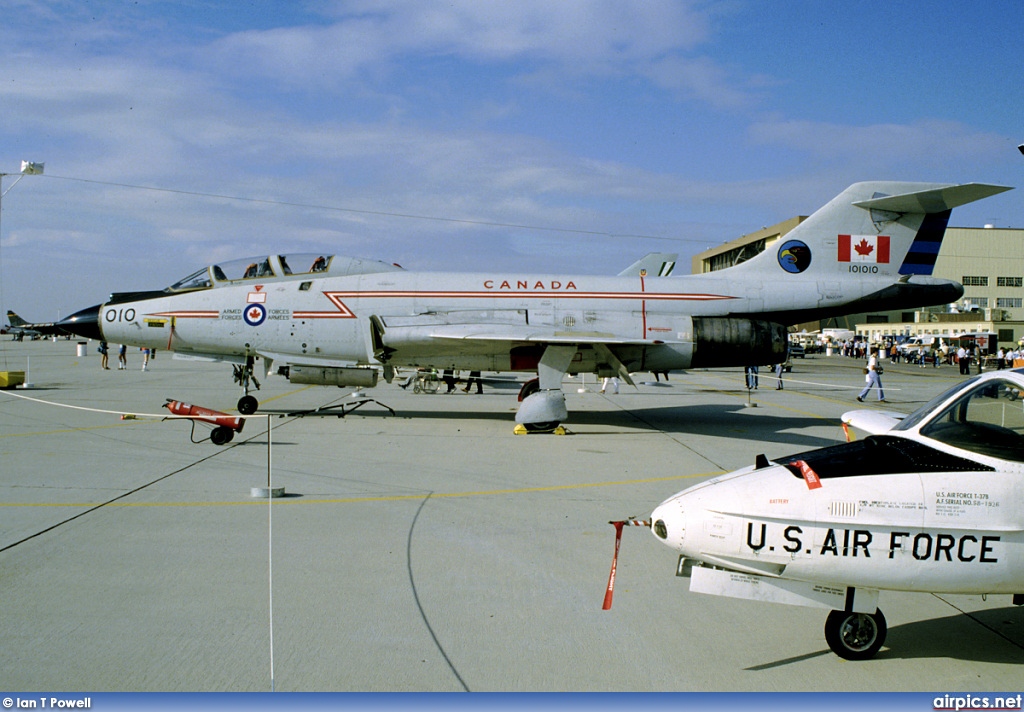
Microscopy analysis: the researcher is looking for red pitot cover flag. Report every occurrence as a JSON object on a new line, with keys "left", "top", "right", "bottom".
{"left": 838, "top": 234, "right": 890, "bottom": 263}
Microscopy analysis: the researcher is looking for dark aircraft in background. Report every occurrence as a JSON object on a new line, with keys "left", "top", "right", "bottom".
{"left": 5, "top": 310, "right": 71, "bottom": 341}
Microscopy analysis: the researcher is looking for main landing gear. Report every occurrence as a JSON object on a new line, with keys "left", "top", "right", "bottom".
{"left": 513, "top": 378, "right": 562, "bottom": 432}
{"left": 824, "top": 608, "right": 887, "bottom": 660}
{"left": 514, "top": 345, "right": 574, "bottom": 434}
{"left": 233, "top": 356, "right": 261, "bottom": 415}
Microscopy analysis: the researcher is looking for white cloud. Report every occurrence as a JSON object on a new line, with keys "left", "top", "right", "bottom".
{"left": 643, "top": 55, "right": 753, "bottom": 109}
{"left": 211, "top": 0, "right": 726, "bottom": 91}
{"left": 355, "top": 0, "right": 709, "bottom": 57}
{"left": 747, "top": 119, "right": 1010, "bottom": 170}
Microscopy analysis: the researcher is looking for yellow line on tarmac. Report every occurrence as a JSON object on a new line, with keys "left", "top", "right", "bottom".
{"left": 0, "top": 470, "right": 720, "bottom": 508}
{"left": 0, "top": 420, "right": 154, "bottom": 439}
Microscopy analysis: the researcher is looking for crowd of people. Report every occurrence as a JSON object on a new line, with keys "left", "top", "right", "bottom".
{"left": 97, "top": 343, "right": 152, "bottom": 371}
{"left": 831, "top": 338, "right": 1022, "bottom": 373}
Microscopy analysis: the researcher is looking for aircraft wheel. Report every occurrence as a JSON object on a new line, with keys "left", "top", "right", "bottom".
{"left": 518, "top": 378, "right": 540, "bottom": 402}
{"left": 210, "top": 427, "right": 234, "bottom": 446}
{"left": 824, "top": 608, "right": 886, "bottom": 660}
{"left": 522, "top": 421, "right": 560, "bottom": 433}
{"left": 237, "top": 395, "right": 259, "bottom": 415}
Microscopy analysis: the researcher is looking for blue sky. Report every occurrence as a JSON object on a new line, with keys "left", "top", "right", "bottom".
{"left": 1, "top": 0, "right": 1021, "bottom": 321}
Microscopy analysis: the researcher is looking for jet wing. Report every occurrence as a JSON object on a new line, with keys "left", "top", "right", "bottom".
{"left": 422, "top": 323, "right": 682, "bottom": 346}
{"left": 385, "top": 323, "right": 678, "bottom": 386}
{"left": 840, "top": 409, "right": 907, "bottom": 435}
{"left": 258, "top": 351, "right": 360, "bottom": 370}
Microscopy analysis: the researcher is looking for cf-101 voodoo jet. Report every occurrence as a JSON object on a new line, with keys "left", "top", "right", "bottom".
{"left": 59, "top": 181, "right": 1010, "bottom": 432}
{"left": 640, "top": 367, "right": 1024, "bottom": 659}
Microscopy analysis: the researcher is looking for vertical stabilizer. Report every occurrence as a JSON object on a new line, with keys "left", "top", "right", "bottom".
{"left": 736, "top": 182, "right": 1011, "bottom": 280}
{"left": 715, "top": 181, "right": 1012, "bottom": 324}
{"left": 850, "top": 183, "right": 1011, "bottom": 276}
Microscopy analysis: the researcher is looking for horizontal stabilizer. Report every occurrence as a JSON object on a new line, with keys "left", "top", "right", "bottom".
{"left": 853, "top": 183, "right": 1011, "bottom": 214}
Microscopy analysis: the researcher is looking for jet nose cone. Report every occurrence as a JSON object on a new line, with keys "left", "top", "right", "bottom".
{"left": 650, "top": 498, "right": 686, "bottom": 550}
{"left": 58, "top": 304, "right": 103, "bottom": 341}
{"left": 651, "top": 503, "right": 672, "bottom": 540}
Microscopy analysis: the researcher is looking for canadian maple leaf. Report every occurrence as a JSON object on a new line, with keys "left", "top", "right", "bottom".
{"left": 854, "top": 238, "right": 874, "bottom": 257}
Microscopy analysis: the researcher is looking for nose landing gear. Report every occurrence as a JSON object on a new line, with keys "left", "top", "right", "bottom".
{"left": 233, "top": 357, "right": 261, "bottom": 414}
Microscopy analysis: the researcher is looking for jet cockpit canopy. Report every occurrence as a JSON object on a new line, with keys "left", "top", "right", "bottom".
{"left": 166, "top": 253, "right": 404, "bottom": 293}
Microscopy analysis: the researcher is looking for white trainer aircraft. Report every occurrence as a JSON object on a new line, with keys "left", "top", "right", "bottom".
{"left": 59, "top": 181, "right": 1010, "bottom": 432}
{"left": 639, "top": 367, "right": 1024, "bottom": 659}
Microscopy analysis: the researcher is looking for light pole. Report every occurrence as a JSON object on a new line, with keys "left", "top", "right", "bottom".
{"left": 0, "top": 161, "right": 44, "bottom": 334}
{"left": 0, "top": 160, "right": 44, "bottom": 201}
{"left": 0, "top": 160, "right": 45, "bottom": 240}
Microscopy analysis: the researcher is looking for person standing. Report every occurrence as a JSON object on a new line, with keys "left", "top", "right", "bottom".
{"left": 442, "top": 369, "right": 458, "bottom": 393}
{"left": 775, "top": 362, "right": 784, "bottom": 390}
{"left": 857, "top": 348, "right": 886, "bottom": 402}
{"left": 141, "top": 347, "right": 151, "bottom": 372}
{"left": 600, "top": 376, "right": 619, "bottom": 394}
{"left": 462, "top": 371, "right": 484, "bottom": 394}
{"left": 744, "top": 365, "right": 758, "bottom": 390}
{"left": 118, "top": 344, "right": 127, "bottom": 370}
{"left": 99, "top": 341, "right": 110, "bottom": 369}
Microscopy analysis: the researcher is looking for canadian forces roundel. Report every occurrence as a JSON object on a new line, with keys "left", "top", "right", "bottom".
{"left": 778, "top": 239, "right": 811, "bottom": 274}
{"left": 244, "top": 303, "right": 267, "bottom": 326}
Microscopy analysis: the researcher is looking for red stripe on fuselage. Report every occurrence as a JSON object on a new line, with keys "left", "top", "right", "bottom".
{"left": 320, "top": 290, "right": 734, "bottom": 301}
{"left": 150, "top": 290, "right": 737, "bottom": 321}
{"left": 150, "top": 311, "right": 219, "bottom": 318}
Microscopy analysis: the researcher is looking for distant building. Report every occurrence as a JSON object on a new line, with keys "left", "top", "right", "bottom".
{"left": 691, "top": 217, "right": 806, "bottom": 274}
{"left": 856, "top": 310, "right": 1019, "bottom": 349}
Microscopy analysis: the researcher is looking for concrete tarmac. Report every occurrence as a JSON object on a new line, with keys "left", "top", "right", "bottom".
{"left": 1, "top": 339, "right": 1021, "bottom": 691}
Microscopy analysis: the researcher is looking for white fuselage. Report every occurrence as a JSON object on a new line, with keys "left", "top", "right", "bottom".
{"left": 97, "top": 268, "right": 887, "bottom": 372}
{"left": 651, "top": 463, "right": 1023, "bottom": 594}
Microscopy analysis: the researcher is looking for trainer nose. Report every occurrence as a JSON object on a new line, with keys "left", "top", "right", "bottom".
{"left": 650, "top": 495, "right": 688, "bottom": 552}
{"left": 58, "top": 304, "right": 103, "bottom": 341}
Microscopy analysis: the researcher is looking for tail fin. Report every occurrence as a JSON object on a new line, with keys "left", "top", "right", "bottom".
{"left": 6, "top": 310, "right": 27, "bottom": 327}
{"left": 748, "top": 181, "right": 1011, "bottom": 279}
{"left": 618, "top": 252, "right": 677, "bottom": 277}
{"left": 851, "top": 183, "right": 1011, "bottom": 276}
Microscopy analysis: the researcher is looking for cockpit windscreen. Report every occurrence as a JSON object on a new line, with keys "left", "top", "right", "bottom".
{"left": 167, "top": 254, "right": 334, "bottom": 292}
{"left": 916, "top": 377, "right": 1024, "bottom": 462}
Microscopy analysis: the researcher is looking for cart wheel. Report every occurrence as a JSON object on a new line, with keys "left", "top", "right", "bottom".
{"left": 210, "top": 427, "right": 234, "bottom": 445}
